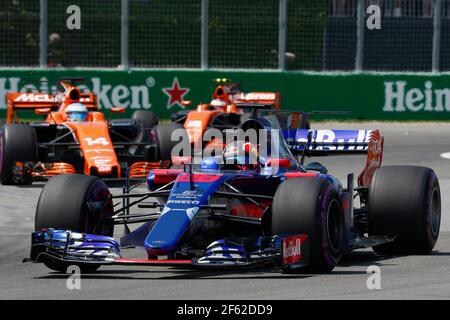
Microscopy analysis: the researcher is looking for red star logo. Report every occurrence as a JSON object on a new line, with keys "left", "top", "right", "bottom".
{"left": 162, "top": 78, "right": 189, "bottom": 109}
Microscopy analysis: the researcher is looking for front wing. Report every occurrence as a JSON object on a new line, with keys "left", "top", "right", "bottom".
{"left": 27, "top": 229, "right": 310, "bottom": 271}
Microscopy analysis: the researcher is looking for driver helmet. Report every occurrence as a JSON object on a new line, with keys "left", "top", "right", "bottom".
{"left": 66, "top": 103, "right": 88, "bottom": 122}
{"left": 223, "top": 141, "right": 259, "bottom": 170}
{"left": 210, "top": 99, "right": 227, "bottom": 109}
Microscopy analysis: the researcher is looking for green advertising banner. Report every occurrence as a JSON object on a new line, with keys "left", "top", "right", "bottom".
{"left": 1, "top": 68, "right": 450, "bottom": 121}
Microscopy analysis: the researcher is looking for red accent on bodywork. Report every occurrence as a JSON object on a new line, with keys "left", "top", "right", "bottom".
{"left": 358, "top": 130, "right": 384, "bottom": 186}
{"left": 152, "top": 169, "right": 182, "bottom": 185}
{"left": 266, "top": 158, "right": 291, "bottom": 168}
{"left": 230, "top": 202, "right": 272, "bottom": 218}
{"left": 177, "top": 174, "right": 222, "bottom": 183}
{"left": 114, "top": 258, "right": 192, "bottom": 266}
{"left": 283, "top": 172, "right": 318, "bottom": 178}
{"left": 172, "top": 156, "right": 192, "bottom": 165}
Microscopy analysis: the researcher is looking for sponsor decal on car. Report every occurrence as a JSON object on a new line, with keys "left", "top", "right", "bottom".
{"left": 14, "top": 93, "right": 55, "bottom": 102}
{"left": 167, "top": 200, "right": 200, "bottom": 205}
{"left": 175, "top": 190, "right": 203, "bottom": 199}
{"left": 282, "top": 235, "right": 306, "bottom": 265}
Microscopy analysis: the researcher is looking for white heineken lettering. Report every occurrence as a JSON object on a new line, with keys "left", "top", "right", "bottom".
{"left": 1, "top": 76, "right": 152, "bottom": 111}
{"left": 384, "top": 80, "right": 450, "bottom": 112}
{"left": 91, "top": 77, "right": 112, "bottom": 109}
{"left": 0, "top": 78, "right": 20, "bottom": 109}
{"left": 383, "top": 81, "right": 406, "bottom": 112}
{"left": 424, "top": 81, "right": 433, "bottom": 111}
{"left": 130, "top": 85, "right": 151, "bottom": 109}
{"left": 405, "top": 88, "right": 424, "bottom": 112}
{"left": 20, "top": 84, "right": 38, "bottom": 93}
{"left": 434, "top": 88, "right": 450, "bottom": 111}
{"left": 111, "top": 85, "right": 130, "bottom": 108}
{"left": 91, "top": 78, "right": 151, "bottom": 110}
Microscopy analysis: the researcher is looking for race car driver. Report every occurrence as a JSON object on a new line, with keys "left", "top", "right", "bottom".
{"left": 210, "top": 98, "right": 228, "bottom": 110}
{"left": 66, "top": 102, "right": 89, "bottom": 122}
{"left": 222, "top": 141, "right": 259, "bottom": 170}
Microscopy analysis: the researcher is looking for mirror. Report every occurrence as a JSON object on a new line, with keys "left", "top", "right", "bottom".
{"left": 110, "top": 107, "right": 126, "bottom": 113}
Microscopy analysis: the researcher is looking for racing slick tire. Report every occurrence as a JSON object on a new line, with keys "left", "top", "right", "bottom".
{"left": 0, "top": 124, "right": 37, "bottom": 185}
{"left": 271, "top": 177, "right": 344, "bottom": 273}
{"left": 35, "top": 174, "right": 114, "bottom": 272}
{"left": 153, "top": 123, "right": 188, "bottom": 161}
{"left": 132, "top": 110, "right": 159, "bottom": 128}
{"left": 368, "top": 166, "right": 441, "bottom": 255}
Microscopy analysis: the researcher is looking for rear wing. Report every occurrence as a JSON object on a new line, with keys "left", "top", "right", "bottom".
{"left": 5, "top": 91, "right": 97, "bottom": 123}
{"left": 284, "top": 129, "right": 377, "bottom": 155}
{"left": 283, "top": 129, "right": 384, "bottom": 186}
{"left": 234, "top": 92, "right": 280, "bottom": 109}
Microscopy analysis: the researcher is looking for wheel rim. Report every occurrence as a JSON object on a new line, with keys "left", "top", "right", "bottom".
{"left": 430, "top": 187, "right": 441, "bottom": 237}
{"left": 327, "top": 199, "right": 343, "bottom": 252}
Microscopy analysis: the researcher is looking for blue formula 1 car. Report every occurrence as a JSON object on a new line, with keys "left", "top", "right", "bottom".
{"left": 27, "top": 110, "right": 441, "bottom": 273}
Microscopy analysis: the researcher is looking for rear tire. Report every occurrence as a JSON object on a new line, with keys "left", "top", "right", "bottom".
{"left": 153, "top": 123, "right": 188, "bottom": 161}
{"left": 368, "top": 166, "right": 440, "bottom": 255}
{"left": 35, "top": 174, "right": 114, "bottom": 272}
{"left": 132, "top": 110, "right": 159, "bottom": 128}
{"left": 272, "top": 177, "right": 344, "bottom": 273}
{"left": 0, "top": 124, "right": 37, "bottom": 185}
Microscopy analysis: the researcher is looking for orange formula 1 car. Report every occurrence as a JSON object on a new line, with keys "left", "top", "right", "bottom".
{"left": 170, "top": 79, "right": 311, "bottom": 148}
{"left": 0, "top": 78, "right": 180, "bottom": 185}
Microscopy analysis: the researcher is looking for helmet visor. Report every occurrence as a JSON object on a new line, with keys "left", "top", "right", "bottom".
{"left": 68, "top": 112, "right": 88, "bottom": 122}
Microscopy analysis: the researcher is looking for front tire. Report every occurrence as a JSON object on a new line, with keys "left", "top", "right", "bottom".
{"left": 35, "top": 174, "right": 114, "bottom": 272}
{"left": 272, "top": 177, "right": 344, "bottom": 273}
{"left": 368, "top": 166, "right": 441, "bottom": 255}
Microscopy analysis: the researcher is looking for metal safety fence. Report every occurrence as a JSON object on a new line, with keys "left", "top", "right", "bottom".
{"left": 0, "top": 0, "right": 449, "bottom": 71}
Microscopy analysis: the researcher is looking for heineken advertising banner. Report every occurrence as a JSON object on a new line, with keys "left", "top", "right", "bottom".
{"left": 1, "top": 68, "right": 450, "bottom": 121}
